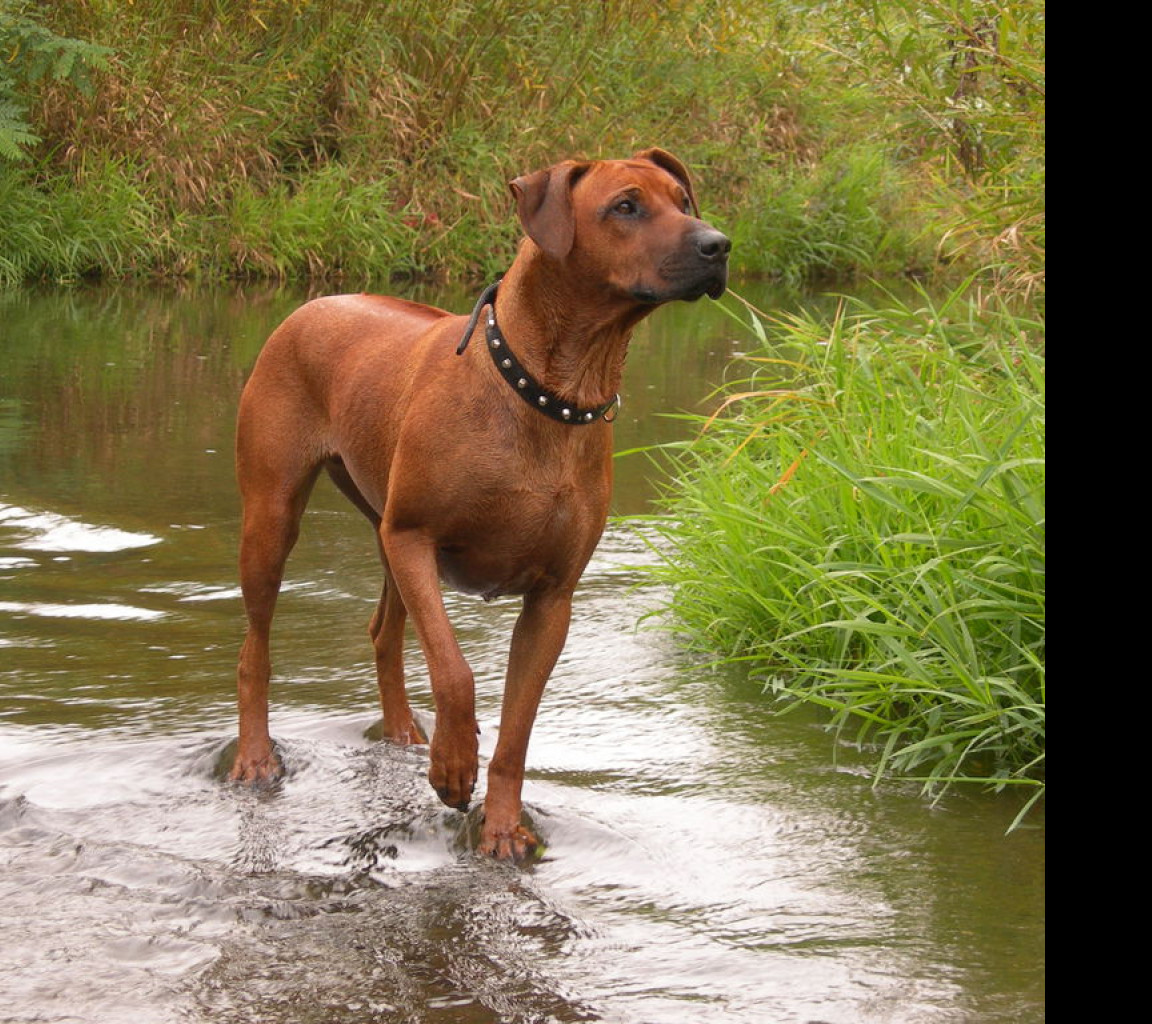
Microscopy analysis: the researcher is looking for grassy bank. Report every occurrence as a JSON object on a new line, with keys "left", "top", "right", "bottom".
{"left": 638, "top": 288, "right": 1044, "bottom": 826}
{"left": 1, "top": 0, "right": 1043, "bottom": 291}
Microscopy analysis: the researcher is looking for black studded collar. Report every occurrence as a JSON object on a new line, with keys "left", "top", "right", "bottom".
{"left": 455, "top": 280, "right": 620, "bottom": 425}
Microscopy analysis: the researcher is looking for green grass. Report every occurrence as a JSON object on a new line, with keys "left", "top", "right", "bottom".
{"left": 728, "top": 142, "right": 925, "bottom": 284}
{"left": 1, "top": 0, "right": 1043, "bottom": 292}
{"left": 638, "top": 284, "right": 1044, "bottom": 827}
{"left": 0, "top": 157, "right": 162, "bottom": 283}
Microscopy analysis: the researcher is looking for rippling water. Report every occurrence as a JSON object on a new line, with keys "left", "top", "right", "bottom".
{"left": 0, "top": 285, "right": 1043, "bottom": 1023}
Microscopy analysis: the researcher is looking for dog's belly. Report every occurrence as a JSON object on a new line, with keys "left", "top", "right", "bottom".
{"left": 436, "top": 546, "right": 545, "bottom": 601}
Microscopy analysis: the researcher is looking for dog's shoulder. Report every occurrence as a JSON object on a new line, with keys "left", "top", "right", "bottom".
{"left": 293, "top": 292, "right": 453, "bottom": 325}
{"left": 349, "top": 293, "right": 453, "bottom": 323}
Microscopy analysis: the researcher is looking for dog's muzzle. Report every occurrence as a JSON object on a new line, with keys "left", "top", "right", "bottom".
{"left": 636, "top": 225, "right": 731, "bottom": 303}
{"left": 691, "top": 226, "right": 732, "bottom": 299}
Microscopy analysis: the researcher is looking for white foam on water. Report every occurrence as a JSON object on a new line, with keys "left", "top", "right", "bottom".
{"left": 0, "top": 502, "right": 162, "bottom": 554}
{"left": 0, "top": 600, "right": 167, "bottom": 622}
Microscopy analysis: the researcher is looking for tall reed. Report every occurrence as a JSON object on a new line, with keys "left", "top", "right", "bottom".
{"left": 640, "top": 285, "right": 1044, "bottom": 827}
{"left": 9, "top": 0, "right": 812, "bottom": 285}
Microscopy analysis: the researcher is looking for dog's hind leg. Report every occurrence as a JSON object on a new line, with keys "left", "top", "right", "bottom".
{"left": 323, "top": 457, "right": 426, "bottom": 747}
{"left": 231, "top": 400, "right": 323, "bottom": 782}
{"left": 368, "top": 566, "right": 427, "bottom": 746}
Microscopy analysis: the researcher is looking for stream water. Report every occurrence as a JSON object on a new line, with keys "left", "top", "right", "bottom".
{"left": 0, "top": 283, "right": 1043, "bottom": 1023}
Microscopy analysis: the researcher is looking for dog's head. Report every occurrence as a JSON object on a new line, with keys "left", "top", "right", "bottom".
{"left": 509, "top": 148, "right": 730, "bottom": 304}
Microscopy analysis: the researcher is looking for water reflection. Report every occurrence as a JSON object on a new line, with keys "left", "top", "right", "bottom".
{"left": 0, "top": 283, "right": 1043, "bottom": 1023}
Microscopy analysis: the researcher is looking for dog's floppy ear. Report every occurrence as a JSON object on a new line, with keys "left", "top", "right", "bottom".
{"left": 633, "top": 147, "right": 699, "bottom": 217}
{"left": 509, "top": 160, "right": 591, "bottom": 260}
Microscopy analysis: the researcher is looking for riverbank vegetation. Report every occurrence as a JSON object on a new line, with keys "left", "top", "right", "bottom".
{"left": 2, "top": 0, "right": 1042, "bottom": 295}
{"left": 627, "top": 2, "right": 1043, "bottom": 821}
{"left": 638, "top": 286, "right": 1043, "bottom": 825}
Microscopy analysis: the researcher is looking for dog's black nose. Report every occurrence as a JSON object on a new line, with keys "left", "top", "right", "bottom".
{"left": 695, "top": 228, "right": 731, "bottom": 262}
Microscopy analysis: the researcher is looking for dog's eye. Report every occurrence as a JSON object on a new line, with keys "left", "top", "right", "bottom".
{"left": 681, "top": 195, "right": 693, "bottom": 214}
{"left": 612, "top": 198, "right": 638, "bottom": 216}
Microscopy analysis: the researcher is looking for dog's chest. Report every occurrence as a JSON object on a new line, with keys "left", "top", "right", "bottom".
{"left": 435, "top": 473, "right": 607, "bottom": 600}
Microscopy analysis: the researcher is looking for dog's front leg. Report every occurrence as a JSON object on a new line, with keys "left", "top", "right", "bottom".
{"left": 481, "top": 588, "right": 573, "bottom": 860}
{"left": 381, "top": 528, "right": 479, "bottom": 811}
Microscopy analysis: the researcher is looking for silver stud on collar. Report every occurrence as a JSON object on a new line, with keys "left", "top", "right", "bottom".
{"left": 467, "top": 281, "right": 615, "bottom": 426}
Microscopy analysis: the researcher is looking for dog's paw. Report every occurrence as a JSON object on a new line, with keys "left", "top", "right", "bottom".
{"left": 428, "top": 729, "right": 478, "bottom": 811}
{"left": 479, "top": 822, "right": 542, "bottom": 863}
{"left": 228, "top": 741, "right": 283, "bottom": 784}
{"left": 396, "top": 717, "right": 430, "bottom": 746}
{"left": 365, "top": 713, "right": 430, "bottom": 747}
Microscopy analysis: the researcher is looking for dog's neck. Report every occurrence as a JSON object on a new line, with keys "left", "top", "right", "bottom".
{"left": 494, "top": 246, "right": 654, "bottom": 411}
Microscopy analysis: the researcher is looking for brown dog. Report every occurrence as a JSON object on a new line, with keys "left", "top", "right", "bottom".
{"left": 230, "top": 148, "right": 730, "bottom": 859}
